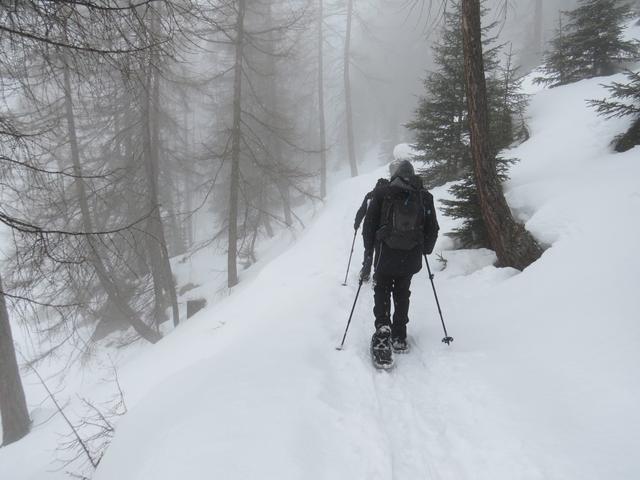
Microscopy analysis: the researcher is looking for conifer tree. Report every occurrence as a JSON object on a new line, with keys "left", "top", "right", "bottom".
{"left": 408, "top": 1, "right": 528, "bottom": 247}
{"left": 406, "top": 3, "right": 470, "bottom": 187}
{"left": 441, "top": 51, "right": 526, "bottom": 248}
{"left": 589, "top": 69, "right": 640, "bottom": 151}
{"left": 537, "top": 0, "right": 638, "bottom": 87}
{"left": 536, "top": 13, "right": 575, "bottom": 86}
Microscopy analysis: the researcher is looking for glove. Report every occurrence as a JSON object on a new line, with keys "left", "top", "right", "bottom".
{"left": 359, "top": 250, "right": 373, "bottom": 282}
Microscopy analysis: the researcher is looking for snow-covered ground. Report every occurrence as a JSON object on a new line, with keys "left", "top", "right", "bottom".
{"left": 2, "top": 71, "right": 640, "bottom": 480}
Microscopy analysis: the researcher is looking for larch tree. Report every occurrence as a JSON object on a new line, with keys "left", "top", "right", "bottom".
{"left": 204, "top": 0, "right": 313, "bottom": 288}
{"left": 461, "top": 0, "right": 543, "bottom": 269}
{"left": 0, "top": 0, "right": 172, "bottom": 446}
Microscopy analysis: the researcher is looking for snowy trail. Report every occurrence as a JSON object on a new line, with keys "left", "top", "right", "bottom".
{"left": 94, "top": 169, "right": 544, "bottom": 480}
{"left": 346, "top": 271, "right": 547, "bottom": 480}
{"left": 7, "top": 72, "right": 638, "bottom": 480}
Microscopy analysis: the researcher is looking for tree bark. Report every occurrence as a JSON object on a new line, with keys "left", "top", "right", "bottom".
{"left": 228, "top": 0, "right": 246, "bottom": 288}
{"left": 63, "top": 60, "right": 161, "bottom": 343}
{"left": 461, "top": 0, "right": 543, "bottom": 270}
{"left": 0, "top": 273, "right": 30, "bottom": 446}
{"left": 318, "top": 0, "right": 327, "bottom": 198}
{"left": 344, "top": 0, "right": 358, "bottom": 177}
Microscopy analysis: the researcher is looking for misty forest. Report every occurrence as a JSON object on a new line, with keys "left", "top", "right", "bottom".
{"left": 1, "top": 0, "right": 640, "bottom": 479}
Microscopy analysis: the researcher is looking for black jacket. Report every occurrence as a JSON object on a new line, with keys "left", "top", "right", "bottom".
{"left": 362, "top": 175, "right": 439, "bottom": 277}
{"left": 354, "top": 178, "right": 389, "bottom": 230}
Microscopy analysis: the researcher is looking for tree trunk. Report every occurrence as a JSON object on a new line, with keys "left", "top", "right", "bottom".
{"left": 278, "top": 181, "right": 293, "bottom": 227}
{"left": 184, "top": 174, "right": 194, "bottom": 248}
{"left": 143, "top": 55, "right": 180, "bottom": 327}
{"left": 183, "top": 109, "right": 194, "bottom": 249}
{"left": 0, "top": 273, "right": 30, "bottom": 446}
{"left": 228, "top": 0, "right": 246, "bottom": 288}
{"left": 344, "top": 0, "right": 358, "bottom": 177}
{"left": 142, "top": 13, "right": 167, "bottom": 324}
{"left": 318, "top": 0, "right": 327, "bottom": 198}
{"left": 461, "top": 0, "right": 543, "bottom": 270}
{"left": 166, "top": 196, "right": 186, "bottom": 256}
{"left": 63, "top": 60, "right": 161, "bottom": 343}
{"left": 118, "top": 71, "right": 150, "bottom": 277}
{"left": 264, "top": 4, "right": 292, "bottom": 230}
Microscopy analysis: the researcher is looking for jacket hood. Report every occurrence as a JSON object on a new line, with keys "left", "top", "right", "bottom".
{"left": 375, "top": 178, "right": 389, "bottom": 189}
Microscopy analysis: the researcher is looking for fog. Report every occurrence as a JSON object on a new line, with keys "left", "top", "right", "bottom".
{"left": 343, "top": 0, "right": 581, "bottom": 165}
{"left": 0, "top": 0, "right": 587, "bottom": 355}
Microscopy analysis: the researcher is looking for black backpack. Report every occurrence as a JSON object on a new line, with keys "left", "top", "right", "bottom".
{"left": 377, "top": 189, "right": 424, "bottom": 250}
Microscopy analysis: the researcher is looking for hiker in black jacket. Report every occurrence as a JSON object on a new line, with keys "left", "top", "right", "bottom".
{"left": 353, "top": 178, "right": 389, "bottom": 231}
{"left": 354, "top": 178, "right": 389, "bottom": 282}
{"left": 361, "top": 160, "right": 439, "bottom": 368}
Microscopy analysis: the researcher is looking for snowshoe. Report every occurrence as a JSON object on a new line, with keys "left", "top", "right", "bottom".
{"left": 391, "top": 336, "right": 410, "bottom": 354}
{"left": 371, "top": 326, "right": 394, "bottom": 370}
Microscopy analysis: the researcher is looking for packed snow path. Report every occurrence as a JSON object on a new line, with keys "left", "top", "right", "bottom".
{"left": 95, "top": 170, "right": 544, "bottom": 480}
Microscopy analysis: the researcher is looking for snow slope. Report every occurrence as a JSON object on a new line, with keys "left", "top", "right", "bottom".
{"left": 96, "top": 74, "right": 639, "bottom": 479}
{"left": 3, "top": 76, "right": 640, "bottom": 480}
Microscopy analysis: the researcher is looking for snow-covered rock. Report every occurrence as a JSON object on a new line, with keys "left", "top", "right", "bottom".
{"left": 393, "top": 142, "right": 419, "bottom": 161}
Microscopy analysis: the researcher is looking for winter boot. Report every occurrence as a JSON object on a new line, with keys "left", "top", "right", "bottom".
{"left": 391, "top": 336, "right": 409, "bottom": 354}
{"left": 371, "top": 325, "right": 393, "bottom": 369}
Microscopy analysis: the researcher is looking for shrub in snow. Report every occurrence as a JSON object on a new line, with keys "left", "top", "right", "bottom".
{"left": 589, "top": 69, "right": 640, "bottom": 152}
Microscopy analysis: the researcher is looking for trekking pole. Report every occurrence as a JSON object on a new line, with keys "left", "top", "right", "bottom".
{"left": 342, "top": 229, "right": 358, "bottom": 286}
{"left": 424, "top": 255, "right": 454, "bottom": 345}
{"left": 336, "top": 278, "right": 364, "bottom": 350}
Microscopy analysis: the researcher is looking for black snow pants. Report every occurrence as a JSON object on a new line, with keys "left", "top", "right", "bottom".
{"left": 373, "top": 273, "right": 412, "bottom": 339}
